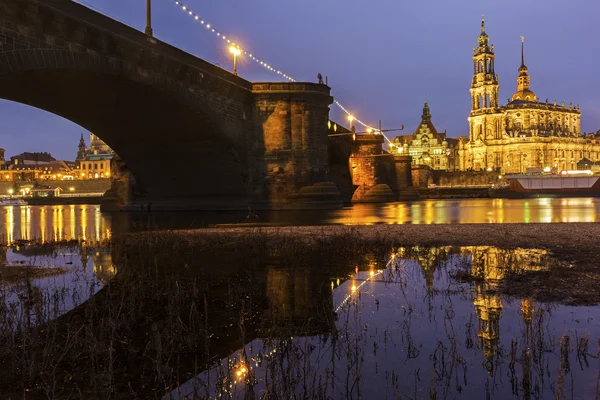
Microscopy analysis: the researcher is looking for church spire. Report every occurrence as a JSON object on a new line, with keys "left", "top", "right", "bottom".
{"left": 512, "top": 36, "right": 536, "bottom": 102}
{"left": 519, "top": 36, "right": 528, "bottom": 73}
{"left": 477, "top": 15, "right": 489, "bottom": 47}
{"left": 520, "top": 36, "right": 526, "bottom": 68}
{"left": 76, "top": 133, "right": 87, "bottom": 161}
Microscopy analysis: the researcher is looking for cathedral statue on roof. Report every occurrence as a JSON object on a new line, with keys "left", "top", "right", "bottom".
{"left": 458, "top": 18, "right": 600, "bottom": 173}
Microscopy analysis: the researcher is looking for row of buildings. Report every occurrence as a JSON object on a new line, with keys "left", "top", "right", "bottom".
{"left": 389, "top": 18, "right": 600, "bottom": 174}
{"left": 0, "top": 134, "right": 114, "bottom": 181}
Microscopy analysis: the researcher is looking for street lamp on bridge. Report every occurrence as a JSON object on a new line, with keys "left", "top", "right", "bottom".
{"left": 145, "top": 0, "right": 153, "bottom": 36}
{"left": 229, "top": 46, "right": 241, "bottom": 76}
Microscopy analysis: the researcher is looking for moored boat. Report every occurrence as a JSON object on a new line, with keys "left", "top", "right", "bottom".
{"left": 489, "top": 173, "right": 600, "bottom": 198}
{"left": 0, "top": 198, "right": 28, "bottom": 206}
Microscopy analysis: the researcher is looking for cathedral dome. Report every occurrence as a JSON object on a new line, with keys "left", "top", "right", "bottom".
{"left": 512, "top": 89, "right": 536, "bottom": 102}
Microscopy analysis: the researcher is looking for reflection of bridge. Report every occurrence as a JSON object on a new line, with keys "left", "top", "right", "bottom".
{"left": 0, "top": 0, "right": 341, "bottom": 211}
{"left": 0, "top": 240, "right": 341, "bottom": 397}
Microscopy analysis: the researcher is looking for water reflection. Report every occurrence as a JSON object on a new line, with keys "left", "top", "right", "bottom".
{"left": 0, "top": 205, "right": 111, "bottom": 244}
{"left": 0, "top": 199, "right": 598, "bottom": 243}
{"left": 168, "top": 246, "right": 598, "bottom": 399}
{"left": 0, "top": 243, "right": 116, "bottom": 327}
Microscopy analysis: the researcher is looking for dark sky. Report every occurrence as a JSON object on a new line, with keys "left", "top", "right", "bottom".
{"left": 1, "top": 0, "right": 599, "bottom": 160}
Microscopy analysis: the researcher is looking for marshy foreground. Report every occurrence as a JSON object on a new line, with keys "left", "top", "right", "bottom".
{"left": 1, "top": 223, "right": 600, "bottom": 399}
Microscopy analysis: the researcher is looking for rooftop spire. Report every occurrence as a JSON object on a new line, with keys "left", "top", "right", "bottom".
{"left": 518, "top": 36, "right": 529, "bottom": 76}
{"left": 477, "top": 15, "right": 489, "bottom": 46}
{"left": 520, "top": 35, "right": 525, "bottom": 68}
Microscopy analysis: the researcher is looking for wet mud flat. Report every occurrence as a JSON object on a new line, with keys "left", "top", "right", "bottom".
{"left": 154, "top": 222, "right": 600, "bottom": 305}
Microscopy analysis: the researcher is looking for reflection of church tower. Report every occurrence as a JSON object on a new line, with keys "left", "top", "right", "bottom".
{"left": 473, "top": 283, "right": 503, "bottom": 374}
{"left": 521, "top": 298, "right": 534, "bottom": 399}
{"left": 412, "top": 247, "right": 448, "bottom": 292}
{"left": 76, "top": 134, "right": 87, "bottom": 161}
{"left": 468, "top": 17, "right": 499, "bottom": 142}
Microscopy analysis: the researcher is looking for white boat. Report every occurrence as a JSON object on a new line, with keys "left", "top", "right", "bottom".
{"left": 0, "top": 198, "right": 28, "bottom": 206}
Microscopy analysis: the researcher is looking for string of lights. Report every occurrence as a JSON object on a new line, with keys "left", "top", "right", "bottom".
{"left": 173, "top": 0, "right": 295, "bottom": 82}
{"left": 170, "top": 0, "right": 395, "bottom": 142}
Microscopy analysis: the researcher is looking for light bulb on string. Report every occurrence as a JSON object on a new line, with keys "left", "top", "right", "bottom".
{"left": 171, "top": 0, "right": 385, "bottom": 141}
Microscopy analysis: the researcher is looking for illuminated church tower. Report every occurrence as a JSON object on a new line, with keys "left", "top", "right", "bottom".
{"left": 459, "top": 17, "right": 593, "bottom": 173}
{"left": 470, "top": 17, "right": 499, "bottom": 114}
{"left": 76, "top": 134, "right": 87, "bottom": 161}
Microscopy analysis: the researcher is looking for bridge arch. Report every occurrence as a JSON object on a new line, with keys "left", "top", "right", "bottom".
{"left": 0, "top": 49, "right": 250, "bottom": 209}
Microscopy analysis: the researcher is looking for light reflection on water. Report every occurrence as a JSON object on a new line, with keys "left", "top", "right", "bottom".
{"left": 167, "top": 246, "right": 600, "bottom": 400}
{"left": 0, "top": 244, "right": 116, "bottom": 327}
{"left": 0, "top": 205, "right": 111, "bottom": 244}
{"left": 0, "top": 198, "right": 598, "bottom": 243}
{"left": 328, "top": 198, "right": 600, "bottom": 225}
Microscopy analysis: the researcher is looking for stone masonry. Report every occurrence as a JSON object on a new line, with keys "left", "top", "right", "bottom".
{"left": 0, "top": 0, "right": 338, "bottom": 210}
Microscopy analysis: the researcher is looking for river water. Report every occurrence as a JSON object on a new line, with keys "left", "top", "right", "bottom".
{"left": 0, "top": 200, "right": 599, "bottom": 398}
{"left": 0, "top": 197, "right": 599, "bottom": 243}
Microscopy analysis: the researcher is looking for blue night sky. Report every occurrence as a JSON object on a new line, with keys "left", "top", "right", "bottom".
{"left": 1, "top": 0, "right": 599, "bottom": 160}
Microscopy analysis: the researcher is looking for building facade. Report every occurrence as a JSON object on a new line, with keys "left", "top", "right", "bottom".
{"left": 390, "top": 102, "right": 459, "bottom": 171}
{"left": 76, "top": 133, "right": 114, "bottom": 179}
{"left": 459, "top": 18, "right": 600, "bottom": 173}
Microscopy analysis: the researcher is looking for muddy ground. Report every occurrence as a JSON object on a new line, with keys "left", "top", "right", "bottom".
{"left": 140, "top": 223, "right": 600, "bottom": 305}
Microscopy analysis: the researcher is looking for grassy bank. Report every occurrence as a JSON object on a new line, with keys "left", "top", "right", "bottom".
{"left": 1, "top": 223, "right": 599, "bottom": 398}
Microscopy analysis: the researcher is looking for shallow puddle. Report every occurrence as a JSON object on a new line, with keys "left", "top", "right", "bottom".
{"left": 0, "top": 243, "right": 116, "bottom": 327}
{"left": 166, "top": 246, "right": 599, "bottom": 399}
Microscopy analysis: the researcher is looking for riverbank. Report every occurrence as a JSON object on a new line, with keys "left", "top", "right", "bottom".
{"left": 2, "top": 223, "right": 599, "bottom": 398}
{"left": 137, "top": 223, "right": 600, "bottom": 305}
{"left": 23, "top": 196, "right": 104, "bottom": 206}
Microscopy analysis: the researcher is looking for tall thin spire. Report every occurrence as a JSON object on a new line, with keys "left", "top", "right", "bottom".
{"left": 512, "top": 36, "right": 535, "bottom": 101}
{"left": 481, "top": 14, "right": 485, "bottom": 33}
{"left": 520, "top": 35, "right": 525, "bottom": 68}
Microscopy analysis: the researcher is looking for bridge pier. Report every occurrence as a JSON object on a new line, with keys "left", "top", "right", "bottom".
{"left": 252, "top": 83, "right": 343, "bottom": 210}
{"left": 350, "top": 134, "right": 395, "bottom": 203}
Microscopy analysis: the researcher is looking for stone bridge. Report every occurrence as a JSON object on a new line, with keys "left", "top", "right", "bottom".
{"left": 0, "top": 0, "right": 341, "bottom": 210}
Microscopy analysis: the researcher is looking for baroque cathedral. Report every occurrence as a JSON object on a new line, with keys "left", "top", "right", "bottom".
{"left": 458, "top": 18, "right": 600, "bottom": 173}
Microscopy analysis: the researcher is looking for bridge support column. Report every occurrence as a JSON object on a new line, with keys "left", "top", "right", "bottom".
{"left": 350, "top": 134, "right": 394, "bottom": 203}
{"left": 252, "top": 83, "right": 343, "bottom": 209}
{"left": 394, "top": 155, "right": 420, "bottom": 200}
